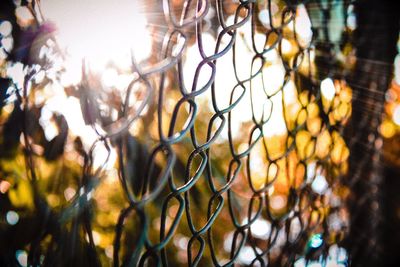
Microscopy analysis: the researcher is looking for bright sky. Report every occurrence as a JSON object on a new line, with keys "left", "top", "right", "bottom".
{"left": 40, "top": 0, "right": 152, "bottom": 70}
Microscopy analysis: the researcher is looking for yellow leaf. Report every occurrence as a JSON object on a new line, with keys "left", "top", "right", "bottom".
{"left": 8, "top": 179, "right": 34, "bottom": 209}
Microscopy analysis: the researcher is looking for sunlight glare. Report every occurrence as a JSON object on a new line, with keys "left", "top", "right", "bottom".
{"left": 0, "top": 21, "right": 12, "bottom": 36}
{"left": 251, "top": 219, "right": 271, "bottom": 238}
{"left": 59, "top": 57, "right": 82, "bottom": 86}
{"left": 238, "top": 246, "right": 258, "bottom": 265}
{"left": 41, "top": 0, "right": 152, "bottom": 72}
{"left": 0, "top": 181, "right": 11, "bottom": 194}
{"left": 311, "top": 174, "right": 329, "bottom": 194}
{"left": 295, "top": 4, "right": 313, "bottom": 46}
{"left": 6, "top": 62, "right": 25, "bottom": 89}
{"left": 6, "top": 210, "right": 19, "bottom": 225}
{"left": 16, "top": 250, "right": 28, "bottom": 267}
{"left": 64, "top": 187, "right": 76, "bottom": 201}
{"left": 270, "top": 194, "right": 287, "bottom": 210}
{"left": 321, "top": 78, "right": 336, "bottom": 101}
{"left": 393, "top": 104, "right": 400, "bottom": 126}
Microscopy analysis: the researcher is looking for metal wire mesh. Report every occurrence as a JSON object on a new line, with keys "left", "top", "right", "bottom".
{"left": 0, "top": 0, "right": 358, "bottom": 266}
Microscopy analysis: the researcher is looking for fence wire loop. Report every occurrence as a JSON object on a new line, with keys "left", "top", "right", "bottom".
{"left": 0, "top": 0, "right": 357, "bottom": 266}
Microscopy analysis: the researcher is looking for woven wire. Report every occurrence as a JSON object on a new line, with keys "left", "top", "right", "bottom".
{"left": 0, "top": 0, "right": 354, "bottom": 266}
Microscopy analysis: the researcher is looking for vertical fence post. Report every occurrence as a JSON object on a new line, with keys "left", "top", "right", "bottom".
{"left": 344, "top": 0, "right": 399, "bottom": 265}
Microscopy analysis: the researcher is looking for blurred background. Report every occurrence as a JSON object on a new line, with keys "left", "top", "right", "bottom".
{"left": 0, "top": 0, "right": 399, "bottom": 266}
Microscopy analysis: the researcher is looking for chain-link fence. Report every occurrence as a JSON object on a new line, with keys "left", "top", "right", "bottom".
{"left": 1, "top": 0, "right": 398, "bottom": 266}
